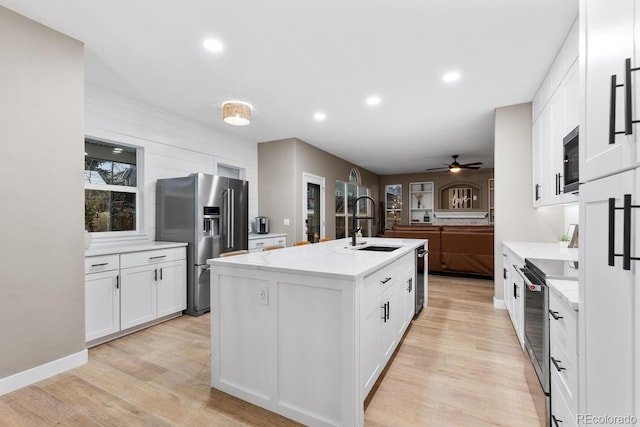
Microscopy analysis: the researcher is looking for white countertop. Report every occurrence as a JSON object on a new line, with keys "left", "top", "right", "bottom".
{"left": 208, "top": 237, "right": 426, "bottom": 280}
{"left": 503, "top": 241, "right": 580, "bottom": 309}
{"left": 503, "top": 241, "right": 579, "bottom": 262}
{"left": 85, "top": 240, "right": 187, "bottom": 257}
{"left": 547, "top": 279, "right": 579, "bottom": 311}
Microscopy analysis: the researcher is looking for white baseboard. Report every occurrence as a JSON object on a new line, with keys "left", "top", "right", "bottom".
{"left": 0, "top": 349, "right": 88, "bottom": 396}
{"left": 493, "top": 297, "right": 506, "bottom": 310}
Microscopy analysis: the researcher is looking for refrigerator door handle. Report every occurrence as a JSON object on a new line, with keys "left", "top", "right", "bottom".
{"left": 230, "top": 188, "right": 235, "bottom": 248}
{"left": 224, "top": 188, "right": 234, "bottom": 249}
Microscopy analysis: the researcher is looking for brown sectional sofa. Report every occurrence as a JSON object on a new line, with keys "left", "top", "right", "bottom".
{"left": 381, "top": 224, "right": 494, "bottom": 278}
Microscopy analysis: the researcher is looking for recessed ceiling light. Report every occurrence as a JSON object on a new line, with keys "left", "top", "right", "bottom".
{"left": 203, "top": 39, "right": 224, "bottom": 53}
{"left": 366, "top": 96, "right": 381, "bottom": 106}
{"left": 443, "top": 71, "right": 461, "bottom": 83}
{"left": 314, "top": 112, "right": 327, "bottom": 121}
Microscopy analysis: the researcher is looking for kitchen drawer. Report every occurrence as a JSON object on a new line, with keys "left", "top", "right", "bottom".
{"left": 120, "top": 247, "right": 185, "bottom": 269}
{"left": 549, "top": 289, "right": 578, "bottom": 414}
{"left": 551, "top": 371, "right": 578, "bottom": 427}
{"left": 249, "top": 237, "right": 273, "bottom": 251}
{"left": 85, "top": 254, "right": 119, "bottom": 274}
{"left": 272, "top": 236, "right": 286, "bottom": 246}
{"left": 362, "top": 253, "right": 412, "bottom": 306}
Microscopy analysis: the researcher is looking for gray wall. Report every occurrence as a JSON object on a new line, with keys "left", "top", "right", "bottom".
{"left": 494, "top": 103, "right": 563, "bottom": 300}
{"left": 259, "top": 138, "right": 379, "bottom": 244}
{"left": 0, "top": 7, "right": 85, "bottom": 378}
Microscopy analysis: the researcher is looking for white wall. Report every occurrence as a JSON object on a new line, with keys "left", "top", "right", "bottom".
{"left": 0, "top": 6, "right": 85, "bottom": 383}
{"left": 494, "top": 103, "right": 564, "bottom": 300}
{"left": 85, "top": 86, "right": 259, "bottom": 246}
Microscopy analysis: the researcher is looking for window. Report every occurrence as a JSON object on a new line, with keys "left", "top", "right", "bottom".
{"left": 335, "top": 171, "right": 370, "bottom": 239}
{"left": 84, "top": 138, "right": 139, "bottom": 233}
{"left": 385, "top": 184, "right": 402, "bottom": 228}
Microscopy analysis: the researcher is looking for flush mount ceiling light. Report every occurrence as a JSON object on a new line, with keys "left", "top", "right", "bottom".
{"left": 203, "top": 39, "right": 224, "bottom": 53}
{"left": 313, "top": 112, "right": 327, "bottom": 121}
{"left": 222, "top": 101, "right": 252, "bottom": 126}
{"left": 443, "top": 71, "right": 461, "bottom": 83}
{"left": 366, "top": 96, "right": 381, "bottom": 106}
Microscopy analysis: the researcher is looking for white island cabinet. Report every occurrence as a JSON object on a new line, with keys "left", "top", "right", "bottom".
{"left": 208, "top": 237, "right": 426, "bottom": 427}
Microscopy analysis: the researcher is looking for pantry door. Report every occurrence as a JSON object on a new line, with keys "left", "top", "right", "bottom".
{"left": 303, "top": 173, "right": 325, "bottom": 243}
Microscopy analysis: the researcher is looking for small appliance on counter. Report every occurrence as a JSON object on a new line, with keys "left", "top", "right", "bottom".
{"left": 255, "top": 216, "right": 269, "bottom": 234}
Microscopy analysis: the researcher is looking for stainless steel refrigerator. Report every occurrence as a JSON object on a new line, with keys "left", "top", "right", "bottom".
{"left": 156, "top": 173, "right": 248, "bottom": 316}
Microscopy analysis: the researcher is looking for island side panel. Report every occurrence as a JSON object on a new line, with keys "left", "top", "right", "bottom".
{"left": 211, "top": 264, "right": 357, "bottom": 427}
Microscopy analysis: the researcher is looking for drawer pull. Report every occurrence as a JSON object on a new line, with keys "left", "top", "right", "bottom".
{"left": 149, "top": 255, "right": 167, "bottom": 260}
{"left": 380, "top": 277, "right": 392, "bottom": 284}
{"left": 549, "top": 309, "right": 563, "bottom": 320}
{"left": 256, "top": 242, "right": 265, "bottom": 246}
{"left": 551, "top": 356, "right": 566, "bottom": 372}
{"left": 91, "top": 262, "right": 109, "bottom": 267}
{"left": 552, "top": 415, "right": 563, "bottom": 426}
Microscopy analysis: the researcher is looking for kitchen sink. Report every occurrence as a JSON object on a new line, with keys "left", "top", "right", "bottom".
{"left": 357, "top": 245, "right": 401, "bottom": 252}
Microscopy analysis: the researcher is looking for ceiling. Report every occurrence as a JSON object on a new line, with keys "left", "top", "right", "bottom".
{"left": 1, "top": 0, "right": 578, "bottom": 175}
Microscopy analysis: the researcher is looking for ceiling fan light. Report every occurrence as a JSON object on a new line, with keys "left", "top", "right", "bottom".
{"left": 449, "top": 166, "right": 461, "bottom": 173}
{"left": 222, "top": 101, "right": 252, "bottom": 126}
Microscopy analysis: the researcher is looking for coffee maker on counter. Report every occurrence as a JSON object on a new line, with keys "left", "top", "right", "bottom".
{"left": 255, "top": 216, "right": 269, "bottom": 234}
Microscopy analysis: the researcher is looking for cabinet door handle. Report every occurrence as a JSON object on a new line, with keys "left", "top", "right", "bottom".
{"left": 159, "top": 268, "right": 163, "bottom": 281}
{"left": 407, "top": 278, "right": 412, "bottom": 292}
{"left": 610, "top": 74, "right": 625, "bottom": 144}
{"left": 555, "top": 173, "right": 559, "bottom": 195}
{"left": 625, "top": 58, "right": 640, "bottom": 134}
{"left": 552, "top": 415, "right": 563, "bottom": 426}
{"left": 551, "top": 356, "right": 566, "bottom": 372}
{"left": 503, "top": 268, "right": 507, "bottom": 280}
{"left": 380, "top": 277, "right": 392, "bottom": 284}
{"left": 609, "top": 194, "right": 639, "bottom": 270}
{"left": 549, "top": 309, "right": 563, "bottom": 320}
{"left": 381, "top": 304, "right": 387, "bottom": 322}
{"left": 386, "top": 301, "right": 390, "bottom": 320}
{"left": 154, "top": 268, "right": 158, "bottom": 282}
{"left": 513, "top": 283, "right": 517, "bottom": 299}
{"left": 116, "top": 275, "right": 120, "bottom": 289}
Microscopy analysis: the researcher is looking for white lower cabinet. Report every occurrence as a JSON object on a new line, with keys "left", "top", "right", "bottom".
{"left": 248, "top": 234, "right": 287, "bottom": 252}
{"left": 549, "top": 289, "right": 578, "bottom": 426}
{"left": 502, "top": 245, "right": 525, "bottom": 348}
{"left": 84, "top": 245, "right": 186, "bottom": 346}
{"left": 85, "top": 254, "right": 120, "bottom": 342}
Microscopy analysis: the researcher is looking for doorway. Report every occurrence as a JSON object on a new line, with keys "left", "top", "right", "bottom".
{"left": 302, "top": 173, "right": 325, "bottom": 243}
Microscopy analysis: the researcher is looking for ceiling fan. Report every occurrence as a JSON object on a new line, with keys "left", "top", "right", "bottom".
{"left": 425, "top": 155, "right": 483, "bottom": 173}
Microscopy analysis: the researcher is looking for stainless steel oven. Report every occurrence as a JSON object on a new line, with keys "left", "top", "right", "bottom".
{"left": 522, "top": 258, "right": 578, "bottom": 427}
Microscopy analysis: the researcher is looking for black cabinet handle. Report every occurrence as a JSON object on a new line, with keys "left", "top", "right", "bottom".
{"left": 154, "top": 268, "right": 158, "bottom": 281}
{"left": 610, "top": 74, "right": 625, "bottom": 144}
{"left": 380, "top": 277, "right": 392, "bottom": 284}
{"left": 535, "top": 183, "right": 540, "bottom": 201}
{"left": 381, "top": 304, "right": 387, "bottom": 322}
{"left": 549, "top": 309, "right": 563, "bottom": 320}
{"left": 386, "top": 301, "right": 390, "bottom": 320}
{"left": 91, "top": 262, "right": 109, "bottom": 268}
{"left": 116, "top": 275, "right": 120, "bottom": 289}
{"left": 551, "top": 356, "right": 566, "bottom": 372}
{"left": 160, "top": 268, "right": 163, "bottom": 280}
{"left": 609, "top": 194, "right": 640, "bottom": 270}
{"left": 555, "top": 173, "right": 560, "bottom": 195}
{"left": 552, "top": 415, "right": 563, "bottom": 426}
{"left": 513, "top": 283, "right": 517, "bottom": 299}
{"left": 149, "top": 255, "right": 167, "bottom": 260}
{"left": 407, "top": 278, "right": 412, "bottom": 292}
{"left": 503, "top": 268, "right": 507, "bottom": 280}
{"left": 624, "top": 58, "right": 640, "bottom": 134}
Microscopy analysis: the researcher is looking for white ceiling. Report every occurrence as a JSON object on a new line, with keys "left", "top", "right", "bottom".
{"left": 1, "top": 0, "right": 578, "bottom": 175}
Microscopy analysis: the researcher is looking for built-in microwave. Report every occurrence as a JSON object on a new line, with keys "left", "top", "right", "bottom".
{"left": 563, "top": 126, "right": 579, "bottom": 194}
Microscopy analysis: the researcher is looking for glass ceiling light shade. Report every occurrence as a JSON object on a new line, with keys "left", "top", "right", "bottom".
{"left": 222, "top": 101, "right": 252, "bottom": 126}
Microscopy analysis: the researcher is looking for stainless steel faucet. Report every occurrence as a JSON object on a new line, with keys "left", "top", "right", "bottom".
{"left": 351, "top": 195, "right": 376, "bottom": 246}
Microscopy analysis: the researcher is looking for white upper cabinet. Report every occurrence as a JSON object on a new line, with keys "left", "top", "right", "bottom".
{"left": 581, "top": 0, "right": 638, "bottom": 181}
{"left": 532, "top": 20, "right": 580, "bottom": 206}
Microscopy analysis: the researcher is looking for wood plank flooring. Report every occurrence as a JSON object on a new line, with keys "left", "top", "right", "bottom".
{"left": 0, "top": 275, "right": 544, "bottom": 426}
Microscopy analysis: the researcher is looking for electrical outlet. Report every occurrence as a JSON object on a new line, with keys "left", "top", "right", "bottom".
{"left": 283, "top": 218, "right": 290, "bottom": 226}
{"left": 259, "top": 287, "right": 269, "bottom": 305}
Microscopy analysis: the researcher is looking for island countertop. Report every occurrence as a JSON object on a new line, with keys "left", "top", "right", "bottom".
{"left": 207, "top": 237, "right": 426, "bottom": 280}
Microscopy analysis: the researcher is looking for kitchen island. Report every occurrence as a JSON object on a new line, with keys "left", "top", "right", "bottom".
{"left": 208, "top": 237, "right": 427, "bottom": 427}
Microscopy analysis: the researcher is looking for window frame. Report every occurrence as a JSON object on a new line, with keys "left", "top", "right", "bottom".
{"left": 84, "top": 137, "right": 144, "bottom": 238}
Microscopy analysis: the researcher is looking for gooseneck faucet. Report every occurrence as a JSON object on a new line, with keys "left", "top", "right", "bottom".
{"left": 351, "top": 195, "right": 376, "bottom": 246}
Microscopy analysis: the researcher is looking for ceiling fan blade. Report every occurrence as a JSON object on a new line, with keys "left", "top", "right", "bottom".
{"left": 460, "top": 162, "right": 483, "bottom": 167}
{"left": 460, "top": 165, "right": 481, "bottom": 169}
{"left": 425, "top": 167, "right": 448, "bottom": 171}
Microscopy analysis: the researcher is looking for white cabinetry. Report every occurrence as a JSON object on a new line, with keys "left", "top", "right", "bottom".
{"left": 580, "top": 1, "right": 640, "bottom": 420}
{"left": 409, "top": 182, "right": 434, "bottom": 224}
{"left": 532, "top": 20, "right": 579, "bottom": 207}
{"left": 248, "top": 234, "right": 287, "bottom": 252}
{"left": 502, "top": 245, "right": 524, "bottom": 348}
{"left": 120, "top": 247, "right": 186, "bottom": 330}
{"left": 581, "top": 0, "right": 639, "bottom": 182}
{"left": 549, "top": 288, "right": 578, "bottom": 427}
{"left": 359, "top": 253, "right": 413, "bottom": 397}
{"left": 84, "top": 244, "right": 186, "bottom": 347}
{"left": 84, "top": 254, "right": 120, "bottom": 342}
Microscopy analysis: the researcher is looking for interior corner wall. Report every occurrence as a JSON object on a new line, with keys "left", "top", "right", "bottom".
{"left": 494, "top": 102, "right": 564, "bottom": 300}
{"left": 0, "top": 7, "right": 85, "bottom": 379}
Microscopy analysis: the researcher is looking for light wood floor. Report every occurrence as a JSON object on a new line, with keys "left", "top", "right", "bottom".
{"left": 0, "top": 275, "right": 544, "bottom": 426}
